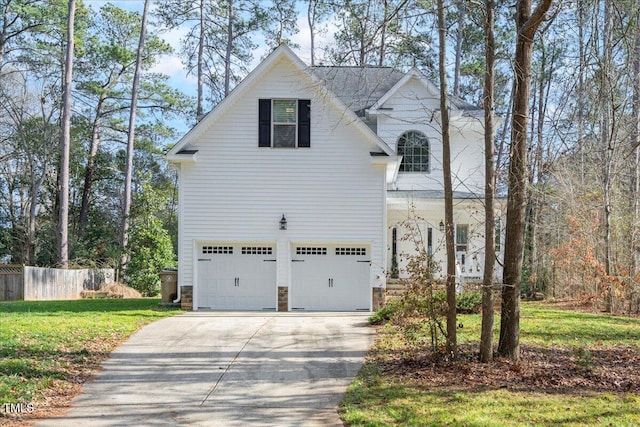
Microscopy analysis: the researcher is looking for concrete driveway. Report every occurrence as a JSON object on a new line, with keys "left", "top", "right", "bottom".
{"left": 37, "top": 312, "right": 374, "bottom": 427}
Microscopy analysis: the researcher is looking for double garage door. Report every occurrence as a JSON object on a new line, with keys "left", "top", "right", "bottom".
{"left": 196, "top": 243, "right": 370, "bottom": 311}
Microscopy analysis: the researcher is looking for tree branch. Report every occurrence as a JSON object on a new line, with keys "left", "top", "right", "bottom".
{"left": 521, "top": 0, "right": 554, "bottom": 39}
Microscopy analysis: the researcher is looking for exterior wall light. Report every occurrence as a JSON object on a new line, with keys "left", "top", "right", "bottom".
{"left": 439, "top": 220, "right": 445, "bottom": 232}
{"left": 280, "top": 214, "right": 287, "bottom": 230}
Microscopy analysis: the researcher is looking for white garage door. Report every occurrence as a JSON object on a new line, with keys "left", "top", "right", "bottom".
{"left": 197, "top": 244, "right": 276, "bottom": 310}
{"left": 290, "top": 245, "right": 371, "bottom": 311}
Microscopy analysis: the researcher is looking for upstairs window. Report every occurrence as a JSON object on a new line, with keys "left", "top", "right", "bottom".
{"left": 398, "top": 131, "right": 429, "bottom": 172}
{"left": 259, "top": 99, "right": 311, "bottom": 148}
{"left": 273, "top": 100, "right": 297, "bottom": 147}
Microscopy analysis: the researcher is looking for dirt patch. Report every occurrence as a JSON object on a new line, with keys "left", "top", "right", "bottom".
{"left": 374, "top": 342, "right": 640, "bottom": 395}
{"left": 80, "top": 282, "right": 142, "bottom": 299}
{"left": 99, "top": 282, "right": 142, "bottom": 298}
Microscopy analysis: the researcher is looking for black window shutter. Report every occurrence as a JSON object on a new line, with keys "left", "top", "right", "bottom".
{"left": 258, "top": 99, "right": 271, "bottom": 147}
{"left": 298, "top": 99, "right": 311, "bottom": 148}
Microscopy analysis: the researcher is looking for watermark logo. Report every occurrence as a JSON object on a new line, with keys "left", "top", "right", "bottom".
{"left": 2, "top": 402, "right": 35, "bottom": 414}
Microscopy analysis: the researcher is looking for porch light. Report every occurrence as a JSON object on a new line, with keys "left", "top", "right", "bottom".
{"left": 280, "top": 214, "right": 287, "bottom": 230}
{"left": 439, "top": 220, "right": 445, "bottom": 232}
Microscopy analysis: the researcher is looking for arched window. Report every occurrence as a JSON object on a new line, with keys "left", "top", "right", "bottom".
{"left": 398, "top": 131, "right": 429, "bottom": 172}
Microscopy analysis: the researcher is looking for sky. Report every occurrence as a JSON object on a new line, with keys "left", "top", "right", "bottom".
{"left": 86, "top": 1, "right": 339, "bottom": 138}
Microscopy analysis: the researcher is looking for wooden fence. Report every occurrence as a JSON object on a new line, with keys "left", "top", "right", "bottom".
{"left": 0, "top": 265, "right": 23, "bottom": 300}
{"left": 0, "top": 265, "right": 115, "bottom": 301}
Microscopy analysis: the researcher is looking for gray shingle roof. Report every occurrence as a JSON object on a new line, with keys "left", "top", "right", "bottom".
{"left": 311, "top": 66, "right": 405, "bottom": 116}
{"left": 311, "top": 66, "right": 481, "bottom": 117}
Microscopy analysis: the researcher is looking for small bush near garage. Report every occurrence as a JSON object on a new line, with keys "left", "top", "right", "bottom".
{"left": 125, "top": 216, "right": 175, "bottom": 297}
{"left": 371, "top": 290, "right": 483, "bottom": 326}
{"left": 369, "top": 298, "right": 403, "bottom": 325}
{"left": 124, "top": 182, "right": 176, "bottom": 297}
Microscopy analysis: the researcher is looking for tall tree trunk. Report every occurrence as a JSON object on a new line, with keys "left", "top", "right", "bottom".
{"left": 452, "top": 0, "right": 465, "bottom": 98}
{"left": 79, "top": 96, "right": 106, "bottom": 235}
{"left": 601, "top": 0, "right": 614, "bottom": 312}
{"left": 197, "top": 0, "right": 205, "bottom": 121}
{"left": 527, "top": 32, "right": 554, "bottom": 296}
{"left": 121, "top": 0, "right": 150, "bottom": 273}
{"left": 224, "top": 0, "right": 233, "bottom": 97}
{"left": 308, "top": 0, "right": 316, "bottom": 66}
{"left": 577, "top": 1, "right": 586, "bottom": 184}
{"left": 495, "top": 83, "right": 514, "bottom": 176}
{"left": 437, "top": 0, "right": 457, "bottom": 359}
{"left": 632, "top": 0, "right": 640, "bottom": 309}
{"left": 58, "top": 0, "right": 76, "bottom": 269}
{"left": 498, "top": 0, "right": 553, "bottom": 361}
{"left": 0, "top": 1, "right": 10, "bottom": 71}
{"left": 480, "top": 0, "right": 496, "bottom": 363}
{"left": 379, "top": 0, "right": 388, "bottom": 66}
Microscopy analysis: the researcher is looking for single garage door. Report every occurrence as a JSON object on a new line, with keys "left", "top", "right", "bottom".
{"left": 197, "top": 244, "right": 276, "bottom": 310}
{"left": 290, "top": 245, "right": 371, "bottom": 311}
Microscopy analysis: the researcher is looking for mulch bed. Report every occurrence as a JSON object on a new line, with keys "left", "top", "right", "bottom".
{"left": 374, "top": 343, "right": 640, "bottom": 394}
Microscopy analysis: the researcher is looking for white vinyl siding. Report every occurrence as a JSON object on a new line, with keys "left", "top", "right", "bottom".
{"left": 178, "top": 56, "right": 386, "bottom": 296}
{"left": 375, "top": 78, "right": 484, "bottom": 193}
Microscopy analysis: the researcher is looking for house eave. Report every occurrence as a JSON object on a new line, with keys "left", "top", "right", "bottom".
{"left": 166, "top": 152, "right": 197, "bottom": 164}
{"left": 370, "top": 154, "right": 401, "bottom": 184}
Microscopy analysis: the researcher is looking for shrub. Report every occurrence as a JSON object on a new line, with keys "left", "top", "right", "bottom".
{"left": 125, "top": 216, "right": 175, "bottom": 297}
{"left": 433, "top": 290, "right": 483, "bottom": 314}
{"left": 369, "top": 299, "right": 402, "bottom": 325}
{"left": 456, "top": 291, "right": 483, "bottom": 314}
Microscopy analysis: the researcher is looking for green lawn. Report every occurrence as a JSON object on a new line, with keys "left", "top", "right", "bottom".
{"left": 0, "top": 299, "right": 179, "bottom": 419}
{"left": 341, "top": 302, "right": 640, "bottom": 427}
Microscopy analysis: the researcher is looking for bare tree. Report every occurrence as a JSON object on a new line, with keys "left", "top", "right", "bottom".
{"left": 437, "top": 0, "right": 457, "bottom": 359}
{"left": 480, "top": 0, "right": 496, "bottom": 363}
{"left": 57, "top": 0, "right": 75, "bottom": 268}
{"left": 452, "top": 0, "right": 465, "bottom": 97}
{"left": 307, "top": 0, "right": 320, "bottom": 66}
{"left": 307, "top": 0, "right": 329, "bottom": 66}
{"left": 633, "top": 0, "right": 640, "bottom": 302}
{"left": 600, "top": 0, "right": 615, "bottom": 312}
{"left": 498, "top": 0, "right": 553, "bottom": 361}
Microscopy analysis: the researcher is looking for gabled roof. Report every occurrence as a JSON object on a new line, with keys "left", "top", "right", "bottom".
{"left": 369, "top": 67, "right": 480, "bottom": 115}
{"left": 167, "top": 45, "right": 396, "bottom": 160}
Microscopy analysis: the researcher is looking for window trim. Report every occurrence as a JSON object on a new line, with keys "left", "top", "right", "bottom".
{"left": 272, "top": 99, "right": 298, "bottom": 148}
{"left": 258, "top": 98, "right": 311, "bottom": 149}
{"left": 456, "top": 224, "right": 469, "bottom": 253}
{"left": 397, "top": 130, "right": 430, "bottom": 173}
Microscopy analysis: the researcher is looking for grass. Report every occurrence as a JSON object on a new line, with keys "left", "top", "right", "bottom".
{"left": 454, "top": 302, "right": 640, "bottom": 348}
{"left": 0, "top": 299, "right": 179, "bottom": 421}
{"left": 341, "top": 302, "right": 640, "bottom": 427}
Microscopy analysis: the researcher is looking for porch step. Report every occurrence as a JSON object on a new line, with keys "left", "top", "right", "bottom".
{"left": 386, "top": 279, "right": 408, "bottom": 298}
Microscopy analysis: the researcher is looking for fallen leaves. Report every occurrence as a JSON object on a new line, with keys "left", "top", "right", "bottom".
{"left": 374, "top": 342, "right": 640, "bottom": 395}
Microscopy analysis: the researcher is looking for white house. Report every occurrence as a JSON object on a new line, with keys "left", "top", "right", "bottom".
{"left": 167, "top": 45, "right": 502, "bottom": 312}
